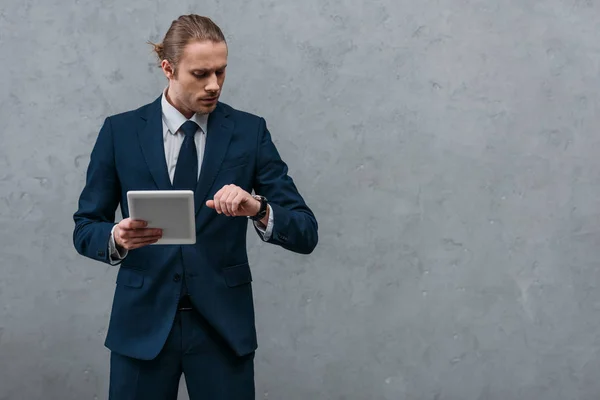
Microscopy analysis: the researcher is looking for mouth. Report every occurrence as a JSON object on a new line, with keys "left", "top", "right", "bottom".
{"left": 200, "top": 96, "right": 218, "bottom": 104}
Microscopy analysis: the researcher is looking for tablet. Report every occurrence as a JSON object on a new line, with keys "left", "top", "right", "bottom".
{"left": 127, "top": 190, "right": 196, "bottom": 245}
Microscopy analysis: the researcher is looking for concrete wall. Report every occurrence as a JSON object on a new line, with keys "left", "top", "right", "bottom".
{"left": 2, "top": 0, "right": 600, "bottom": 398}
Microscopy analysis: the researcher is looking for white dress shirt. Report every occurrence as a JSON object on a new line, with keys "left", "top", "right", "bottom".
{"left": 108, "top": 89, "right": 274, "bottom": 263}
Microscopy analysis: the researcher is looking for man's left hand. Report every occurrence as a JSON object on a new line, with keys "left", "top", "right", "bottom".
{"left": 206, "top": 184, "right": 260, "bottom": 217}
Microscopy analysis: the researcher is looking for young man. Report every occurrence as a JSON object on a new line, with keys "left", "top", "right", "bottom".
{"left": 73, "top": 14, "right": 318, "bottom": 400}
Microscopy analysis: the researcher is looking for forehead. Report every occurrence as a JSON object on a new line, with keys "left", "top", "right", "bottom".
{"left": 179, "top": 40, "right": 228, "bottom": 69}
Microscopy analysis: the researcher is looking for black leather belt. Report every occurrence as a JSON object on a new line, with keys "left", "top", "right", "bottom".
{"left": 177, "top": 295, "right": 194, "bottom": 311}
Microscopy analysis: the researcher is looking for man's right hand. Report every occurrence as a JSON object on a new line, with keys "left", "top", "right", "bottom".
{"left": 114, "top": 218, "right": 163, "bottom": 250}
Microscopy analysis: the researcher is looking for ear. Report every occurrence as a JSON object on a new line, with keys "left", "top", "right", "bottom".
{"left": 161, "top": 60, "right": 176, "bottom": 80}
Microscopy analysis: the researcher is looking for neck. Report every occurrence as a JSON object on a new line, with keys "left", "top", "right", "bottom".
{"left": 165, "top": 87, "right": 194, "bottom": 119}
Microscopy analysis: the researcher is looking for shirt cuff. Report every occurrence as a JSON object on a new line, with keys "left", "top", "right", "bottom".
{"left": 108, "top": 225, "right": 128, "bottom": 264}
{"left": 254, "top": 204, "right": 274, "bottom": 241}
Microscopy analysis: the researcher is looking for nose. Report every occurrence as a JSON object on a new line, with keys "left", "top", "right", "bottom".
{"left": 205, "top": 73, "right": 220, "bottom": 93}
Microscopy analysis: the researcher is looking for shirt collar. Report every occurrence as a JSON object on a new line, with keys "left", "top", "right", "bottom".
{"left": 161, "top": 87, "right": 209, "bottom": 135}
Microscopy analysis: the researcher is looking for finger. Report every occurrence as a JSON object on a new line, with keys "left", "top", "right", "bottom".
{"left": 120, "top": 218, "right": 148, "bottom": 230}
{"left": 213, "top": 188, "right": 229, "bottom": 214}
{"left": 120, "top": 228, "right": 162, "bottom": 239}
{"left": 223, "top": 189, "right": 239, "bottom": 216}
{"left": 213, "top": 184, "right": 237, "bottom": 214}
{"left": 129, "top": 219, "right": 149, "bottom": 229}
{"left": 127, "top": 235, "right": 162, "bottom": 245}
{"left": 230, "top": 192, "right": 244, "bottom": 216}
{"left": 133, "top": 229, "right": 163, "bottom": 239}
{"left": 206, "top": 200, "right": 215, "bottom": 209}
{"left": 213, "top": 186, "right": 227, "bottom": 199}
{"left": 126, "top": 237, "right": 161, "bottom": 250}
{"left": 227, "top": 187, "right": 243, "bottom": 216}
{"left": 121, "top": 235, "right": 162, "bottom": 249}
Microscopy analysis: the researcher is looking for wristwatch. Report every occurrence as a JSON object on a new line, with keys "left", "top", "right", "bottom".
{"left": 249, "top": 195, "right": 268, "bottom": 221}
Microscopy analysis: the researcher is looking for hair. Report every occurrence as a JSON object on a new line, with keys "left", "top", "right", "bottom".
{"left": 149, "top": 14, "right": 226, "bottom": 74}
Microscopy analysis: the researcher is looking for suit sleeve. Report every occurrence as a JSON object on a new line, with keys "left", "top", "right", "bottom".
{"left": 73, "top": 117, "right": 122, "bottom": 264}
{"left": 252, "top": 117, "right": 318, "bottom": 254}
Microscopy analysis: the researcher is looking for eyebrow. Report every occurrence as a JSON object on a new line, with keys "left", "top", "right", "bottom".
{"left": 191, "top": 65, "right": 228, "bottom": 73}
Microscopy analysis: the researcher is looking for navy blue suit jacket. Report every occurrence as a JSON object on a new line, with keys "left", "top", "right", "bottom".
{"left": 73, "top": 96, "right": 318, "bottom": 360}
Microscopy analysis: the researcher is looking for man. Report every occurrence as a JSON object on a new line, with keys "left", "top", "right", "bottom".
{"left": 73, "top": 14, "right": 318, "bottom": 399}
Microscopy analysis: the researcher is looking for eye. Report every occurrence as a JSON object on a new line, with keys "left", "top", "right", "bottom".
{"left": 193, "top": 73, "right": 206, "bottom": 78}
{"left": 216, "top": 70, "right": 225, "bottom": 76}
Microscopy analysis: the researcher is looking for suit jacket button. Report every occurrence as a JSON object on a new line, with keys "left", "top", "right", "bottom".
{"left": 173, "top": 273, "right": 181, "bottom": 282}
{"left": 98, "top": 250, "right": 105, "bottom": 257}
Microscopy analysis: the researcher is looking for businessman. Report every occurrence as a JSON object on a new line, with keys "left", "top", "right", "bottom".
{"left": 73, "top": 14, "right": 318, "bottom": 400}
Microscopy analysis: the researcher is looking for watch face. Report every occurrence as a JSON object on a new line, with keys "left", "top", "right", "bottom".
{"left": 253, "top": 195, "right": 267, "bottom": 205}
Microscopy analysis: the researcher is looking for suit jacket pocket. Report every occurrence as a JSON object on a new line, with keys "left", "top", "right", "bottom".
{"left": 116, "top": 267, "right": 144, "bottom": 288}
{"left": 223, "top": 262, "right": 252, "bottom": 287}
{"left": 219, "top": 154, "right": 249, "bottom": 172}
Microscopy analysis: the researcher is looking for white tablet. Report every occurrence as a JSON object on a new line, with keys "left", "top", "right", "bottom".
{"left": 127, "top": 190, "right": 196, "bottom": 245}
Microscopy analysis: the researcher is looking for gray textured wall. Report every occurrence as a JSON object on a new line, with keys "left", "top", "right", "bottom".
{"left": 2, "top": 0, "right": 600, "bottom": 399}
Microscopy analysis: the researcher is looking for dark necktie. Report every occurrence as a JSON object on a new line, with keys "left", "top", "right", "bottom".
{"left": 173, "top": 120, "right": 199, "bottom": 299}
{"left": 172, "top": 120, "right": 200, "bottom": 191}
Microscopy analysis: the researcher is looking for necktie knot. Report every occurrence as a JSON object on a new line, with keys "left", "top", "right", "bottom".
{"left": 180, "top": 120, "right": 199, "bottom": 138}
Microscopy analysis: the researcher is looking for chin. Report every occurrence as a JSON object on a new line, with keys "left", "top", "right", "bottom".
{"left": 197, "top": 104, "right": 217, "bottom": 114}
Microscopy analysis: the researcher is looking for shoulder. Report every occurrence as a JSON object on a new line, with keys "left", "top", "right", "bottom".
{"left": 217, "top": 101, "right": 264, "bottom": 125}
{"left": 105, "top": 96, "right": 161, "bottom": 126}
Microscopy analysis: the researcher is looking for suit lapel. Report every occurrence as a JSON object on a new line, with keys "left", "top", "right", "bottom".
{"left": 194, "top": 103, "right": 233, "bottom": 215}
{"left": 138, "top": 96, "right": 172, "bottom": 190}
